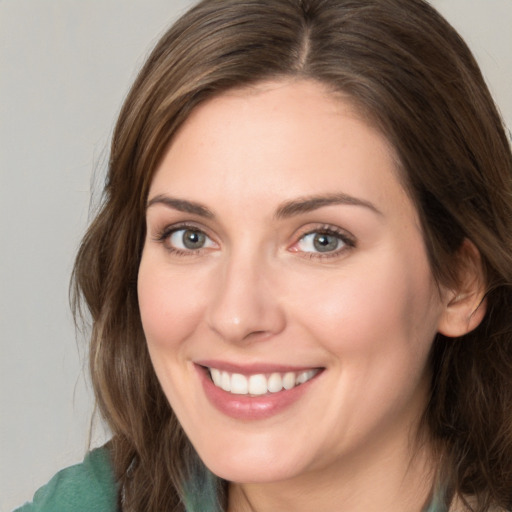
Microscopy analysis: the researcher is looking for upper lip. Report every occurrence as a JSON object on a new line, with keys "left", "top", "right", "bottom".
{"left": 195, "top": 359, "right": 323, "bottom": 375}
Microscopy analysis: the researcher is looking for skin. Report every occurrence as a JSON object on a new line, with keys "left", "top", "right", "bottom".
{"left": 137, "top": 79, "right": 479, "bottom": 511}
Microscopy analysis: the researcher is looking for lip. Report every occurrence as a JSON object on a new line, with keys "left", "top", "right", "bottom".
{"left": 195, "top": 362, "right": 323, "bottom": 421}
{"left": 196, "top": 359, "right": 318, "bottom": 375}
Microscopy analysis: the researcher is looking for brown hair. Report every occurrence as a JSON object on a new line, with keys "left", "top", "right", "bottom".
{"left": 72, "top": 0, "right": 512, "bottom": 510}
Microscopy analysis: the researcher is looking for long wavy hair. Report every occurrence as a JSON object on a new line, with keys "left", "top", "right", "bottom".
{"left": 72, "top": 0, "right": 512, "bottom": 510}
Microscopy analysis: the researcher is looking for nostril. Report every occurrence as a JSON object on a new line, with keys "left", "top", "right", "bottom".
{"left": 242, "top": 330, "right": 273, "bottom": 341}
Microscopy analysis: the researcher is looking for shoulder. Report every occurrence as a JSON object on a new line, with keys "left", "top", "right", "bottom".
{"left": 13, "top": 446, "right": 118, "bottom": 512}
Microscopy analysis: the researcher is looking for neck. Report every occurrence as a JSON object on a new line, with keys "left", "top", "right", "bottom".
{"left": 228, "top": 429, "right": 437, "bottom": 512}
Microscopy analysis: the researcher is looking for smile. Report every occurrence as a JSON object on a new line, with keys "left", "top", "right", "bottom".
{"left": 207, "top": 367, "right": 320, "bottom": 396}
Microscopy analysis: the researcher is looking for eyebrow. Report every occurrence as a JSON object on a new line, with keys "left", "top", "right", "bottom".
{"left": 146, "top": 194, "right": 214, "bottom": 218}
{"left": 146, "top": 192, "right": 382, "bottom": 219}
{"left": 274, "top": 193, "right": 382, "bottom": 219}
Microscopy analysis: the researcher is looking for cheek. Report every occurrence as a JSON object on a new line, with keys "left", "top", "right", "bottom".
{"left": 137, "top": 255, "right": 206, "bottom": 354}
{"left": 286, "top": 248, "right": 441, "bottom": 360}
{"left": 288, "top": 251, "right": 440, "bottom": 434}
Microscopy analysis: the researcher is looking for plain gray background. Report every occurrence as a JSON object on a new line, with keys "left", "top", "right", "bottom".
{"left": 1, "top": 1, "right": 511, "bottom": 510}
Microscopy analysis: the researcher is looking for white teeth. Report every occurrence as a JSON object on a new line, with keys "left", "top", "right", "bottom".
{"left": 221, "top": 371, "right": 231, "bottom": 392}
{"left": 231, "top": 373, "right": 248, "bottom": 394}
{"left": 267, "top": 372, "right": 283, "bottom": 393}
{"left": 210, "top": 368, "right": 222, "bottom": 386}
{"left": 248, "top": 374, "right": 268, "bottom": 395}
{"left": 208, "top": 367, "right": 319, "bottom": 395}
{"left": 296, "top": 370, "right": 315, "bottom": 385}
{"left": 282, "top": 372, "right": 296, "bottom": 390}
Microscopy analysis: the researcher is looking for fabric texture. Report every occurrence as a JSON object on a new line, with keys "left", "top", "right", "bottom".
{"left": 14, "top": 447, "right": 117, "bottom": 512}
{"left": 14, "top": 445, "right": 450, "bottom": 512}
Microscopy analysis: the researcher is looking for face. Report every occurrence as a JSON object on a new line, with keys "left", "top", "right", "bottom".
{"left": 138, "top": 80, "right": 447, "bottom": 484}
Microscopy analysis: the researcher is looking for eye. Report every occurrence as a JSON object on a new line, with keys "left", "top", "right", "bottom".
{"left": 170, "top": 228, "right": 209, "bottom": 249}
{"left": 158, "top": 226, "right": 217, "bottom": 254}
{"left": 293, "top": 227, "right": 355, "bottom": 257}
{"left": 298, "top": 232, "right": 342, "bottom": 253}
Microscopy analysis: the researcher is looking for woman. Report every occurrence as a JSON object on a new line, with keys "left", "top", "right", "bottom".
{"left": 17, "top": 0, "right": 512, "bottom": 511}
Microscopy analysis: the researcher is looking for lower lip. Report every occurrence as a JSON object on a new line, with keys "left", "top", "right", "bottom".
{"left": 197, "top": 365, "right": 321, "bottom": 421}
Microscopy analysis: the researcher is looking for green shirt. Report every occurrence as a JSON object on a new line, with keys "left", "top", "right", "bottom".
{"left": 14, "top": 447, "right": 449, "bottom": 512}
{"left": 15, "top": 447, "right": 117, "bottom": 512}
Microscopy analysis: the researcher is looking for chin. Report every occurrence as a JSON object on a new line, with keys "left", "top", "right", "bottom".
{"left": 197, "top": 442, "right": 307, "bottom": 484}
{"left": 207, "top": 461, "right": 301, "bottom": 484}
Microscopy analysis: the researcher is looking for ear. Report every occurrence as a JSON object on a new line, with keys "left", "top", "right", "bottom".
{"left": 437, "top": 239, "right": 487, "bottom": 338}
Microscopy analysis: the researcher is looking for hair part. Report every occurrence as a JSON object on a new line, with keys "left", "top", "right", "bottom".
{"left": 72, "top": 0, "right": 512, "bottom": 510}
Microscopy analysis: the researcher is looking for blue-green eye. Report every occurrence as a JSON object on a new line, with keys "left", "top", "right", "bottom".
{"left": 168, "top": 228, "right": 215, "bottom": 251}
{"left": 297, "top": 231, "right": 349, "bottom": 254}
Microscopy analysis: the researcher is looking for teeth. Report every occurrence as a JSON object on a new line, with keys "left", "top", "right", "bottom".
{"left": 231, "top": 373, "right": 248, "bottom": 394}
{"left": 296, "top": 370, "right": 315, "bottom": 385}
{"left": 267, "top": 373, "right": 283, "bottom": 393}
{"left": 210, "top": 368, "right": 222, "bottom": 387}
{"left": 208, "top": 368, "right": 319, "bottom": 395}
{"left": 282, "top": 372, "right": 296, "bottom": 390}
{"left": 221, "top": 371, "right": 231, "bottom": 392}
{"left": 248, "top": 374, "right": 268, "bottom": 395}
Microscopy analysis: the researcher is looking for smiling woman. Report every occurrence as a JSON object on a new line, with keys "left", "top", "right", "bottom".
{"left": 138, "top": 80, "right": 449, "bottom": 501}
{"left": 14, "top": 0, "right": 512, "bottom": 511}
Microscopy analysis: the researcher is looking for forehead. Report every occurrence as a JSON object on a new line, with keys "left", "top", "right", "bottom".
{"left": 148, "top": 79, "right": 411, "bottom": 221}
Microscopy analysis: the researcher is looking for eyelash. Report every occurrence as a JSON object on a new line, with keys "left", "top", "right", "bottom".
{"left": 293, "top": 225, "right": 356, "bottom": 260}
{"left": 153, "top": 223, "right": 216, "bottom": 257}
{"left": 152, "top": 223, "right": 356, "bottom": 259}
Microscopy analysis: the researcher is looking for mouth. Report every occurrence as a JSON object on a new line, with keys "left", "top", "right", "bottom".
{"left": 196, "top": 362, "right": 324, "bottom": 420}
{"left": 204, "top": 366, "right": 321, "bottom": 396}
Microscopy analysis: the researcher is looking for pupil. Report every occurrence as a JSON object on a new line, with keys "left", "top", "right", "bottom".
{"left": 183, "top": 230, "right": 205, "bottom": 249}
{"left": 313, "top": 233, "right": 338, "bottom": 252}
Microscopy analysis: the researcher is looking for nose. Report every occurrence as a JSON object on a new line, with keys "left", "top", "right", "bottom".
{"left": 206, "top": 252, "right": 286, "bottom": 344}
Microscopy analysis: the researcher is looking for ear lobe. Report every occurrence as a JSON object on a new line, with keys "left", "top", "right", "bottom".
{"left": 437, "top": 240, "right": 487, "bottom": 338}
